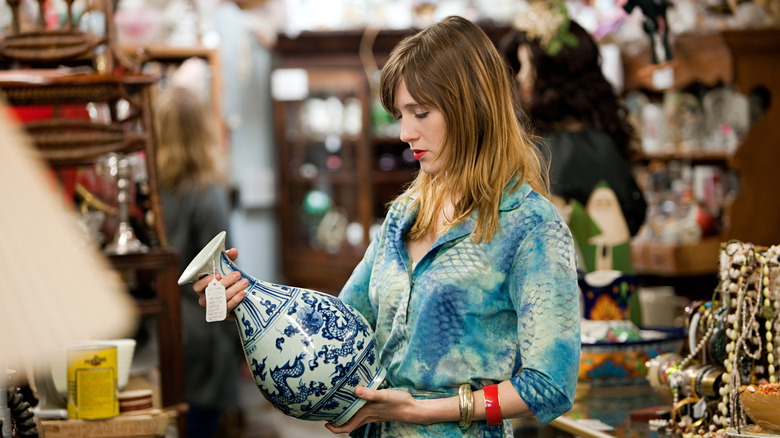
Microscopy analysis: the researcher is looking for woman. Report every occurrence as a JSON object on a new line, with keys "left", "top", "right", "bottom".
{"left": 194, "top": 16, "right": 580, "bottom": 437}
{"left": 155, "top": 85, "right": 242, "bottom": 438}
{"left": 501, "top": 14, "right": 647, "bottom": 236}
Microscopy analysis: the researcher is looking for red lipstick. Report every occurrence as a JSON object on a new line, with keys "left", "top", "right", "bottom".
{"left": 412, "top": 149, "right": 427, "bottom": 160}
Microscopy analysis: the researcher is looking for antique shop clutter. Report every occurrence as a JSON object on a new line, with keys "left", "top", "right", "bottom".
{"left": 627, "top": 85, "right": 762, "bottom": 247}
{"left": 646, "top": 241, "right": 780, "bottom": 437}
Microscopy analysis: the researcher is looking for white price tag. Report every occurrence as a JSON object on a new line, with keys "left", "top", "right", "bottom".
{"left": 205, "top": 278, "right": 227, "bottom": 322}
{"left": 651, "top": 66, "right": 674, "bottom": 90}
{"left": 693, "top": 398, "right": 707, "bottom": 419}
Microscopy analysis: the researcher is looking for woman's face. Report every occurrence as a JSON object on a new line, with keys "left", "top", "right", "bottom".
{"left": 394, "top": 79, "right": 449, "bottom": 175}
{"left": 516, "top": 45, "right": 534, "bottom": 101}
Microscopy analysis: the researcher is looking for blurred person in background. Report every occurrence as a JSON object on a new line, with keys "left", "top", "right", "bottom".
{"left": 155, "top": 84, "right": 243, "bottom": 438}
{"left": 501, "top": 4, "right": 647, "bottom": 237}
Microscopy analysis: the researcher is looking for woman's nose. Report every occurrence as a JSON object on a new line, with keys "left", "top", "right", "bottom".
{"left": 399, "top": 120, "right": 415, "bottom": 143}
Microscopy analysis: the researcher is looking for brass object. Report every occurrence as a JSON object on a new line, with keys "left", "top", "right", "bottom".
{"left": 699, "top": 365, "right": 724, "bottom": 398}
{"left": 458, "top": 383, "right": 474, "bottom": 429}
{"left": 75, "top": 183, "right": 115, "bottom": 215}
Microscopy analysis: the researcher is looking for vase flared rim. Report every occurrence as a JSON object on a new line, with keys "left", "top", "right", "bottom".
{"left": 178, "top": 231, "right": 227, "bottom": 285}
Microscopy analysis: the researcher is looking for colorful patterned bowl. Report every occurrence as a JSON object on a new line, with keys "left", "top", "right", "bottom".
{"left": 579, "top": 330, "right": 685, "bottom": 386}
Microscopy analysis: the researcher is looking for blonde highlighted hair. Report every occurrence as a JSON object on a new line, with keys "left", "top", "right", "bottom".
{"left": 154, "top": 86, "right": 225, "bottom": 192}
{"left": 380, "top": 16, "right": 549, "bottom": 243}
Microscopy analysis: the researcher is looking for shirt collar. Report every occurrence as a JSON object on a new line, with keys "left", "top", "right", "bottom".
{"left": 442, "top": 179, "right": 532, "bottom": 239}
{"left": 499, "top": 179, "right": 533, "bottom": 212}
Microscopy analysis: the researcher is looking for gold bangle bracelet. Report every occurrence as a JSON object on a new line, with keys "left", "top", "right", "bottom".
{"left": 458, "top": 383, "right": 474, "bottom": 429}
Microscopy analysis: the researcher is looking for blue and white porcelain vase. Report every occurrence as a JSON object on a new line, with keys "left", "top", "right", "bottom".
{"left": 178, "top": 231, "right": 386, "bottom": 426}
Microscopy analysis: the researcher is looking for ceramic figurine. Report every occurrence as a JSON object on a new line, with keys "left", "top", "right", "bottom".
{"left": 579, "top": 269, "right": 638, "bottom": 321}
{"left": 178, "top": 231, "right": 386, "bottom": 426}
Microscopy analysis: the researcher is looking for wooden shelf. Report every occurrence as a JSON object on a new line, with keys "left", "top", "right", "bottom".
{"left": 622, "top": 32, "right": 733, "bottom": 92}
{"left": 0, "top": 9, "right": 187, "bottom": 435}
{"left": 107, "top": 250, "right": 184, "bottom": 411}
{"left": 631, "top": 237, "right": 721, "bottom": 276}
{"left": 635, "top": 150, "right": 730, "bottom": 164}
{"left": 41, "top": 409, "right": 177, "bottom": 437}
{"left": 123, "top": 45, "right": 216, "bottom": 61}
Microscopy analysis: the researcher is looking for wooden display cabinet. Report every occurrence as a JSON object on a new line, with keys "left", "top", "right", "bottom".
{"left": 271, "top": 27, "right": 511, "bottom": 293}
{"left": 275, "top": 67, "right": 374, "bottom": 292}
{"left": 272, "top": 30, "right": 412, "bottom": 293}
{"left": 720, "top": 29, "right": 780, "bottom": 248}
{"left": 624, "top": 29, "right": 780, "bottom": 284}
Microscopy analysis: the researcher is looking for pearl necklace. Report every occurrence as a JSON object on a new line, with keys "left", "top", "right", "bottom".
{"left": 667, "top": 241, "right": 780, "bottom": 435}
{"left": 719, "top": 242, "right": 753, "bottom": 428}
{"left": 718, "top": 242, "right": 780, "bottom": 430}
{"left": 762, "top": 245, "right": 780, "bottom": 383}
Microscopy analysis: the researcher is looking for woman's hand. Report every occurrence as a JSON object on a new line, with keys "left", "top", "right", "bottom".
{"left": 324, "top": 381, "right": 532, "bottom": 434}
{"left": 324, "top": 387, "right": 431, "bottom": 434}
{"left": 192, "top": 248, "right": 247, "bottom": 313}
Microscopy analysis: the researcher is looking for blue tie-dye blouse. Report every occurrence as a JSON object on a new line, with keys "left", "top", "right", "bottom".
{"left": 339, "top": 181, "right": 581, "bottom": 437}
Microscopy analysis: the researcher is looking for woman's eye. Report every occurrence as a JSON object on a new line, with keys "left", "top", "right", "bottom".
{"left": 414, "top": 112, "right": 429, "bottom": 119}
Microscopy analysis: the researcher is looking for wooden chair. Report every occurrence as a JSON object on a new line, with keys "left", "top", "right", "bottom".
{"left": 0, "top": 0, "right": 166, "bottom": 248}
{"left": 0, "top": 0, "right": 142, "bottom": 72}
{"left": 0, "top": 1, "right": 188, "bottom": 433}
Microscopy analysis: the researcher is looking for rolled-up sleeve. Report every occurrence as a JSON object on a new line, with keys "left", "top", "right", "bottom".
{"left": 508, "top": 219, "right": 580, "bottom": 424}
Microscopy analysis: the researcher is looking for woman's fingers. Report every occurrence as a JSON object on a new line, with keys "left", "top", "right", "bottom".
{"left": 226, "top": 274, "right": 249, "bottom": 312}
{"left": 191, "top": 249, "right": 246, "bottom": 312}
{"left": 226, "top": 248, "right": 239, "bottom": 261}
{"left": 354, "top": 386, "right": 377, "bottom": 400}
{"left": 193, "top": 248, "right": 238, "bottom": 295}
{"left": 193, "top": 273, "right": 217, "bottom": 295}
{"left": 323, "top": 387, "right": 370, "bottom": 433}
{"left": 323, "top": 387, "right": 394, "bottom": 434}
{"left": 195, "top": 271, "right": 246, "bottom": 308}
{"left": 324, "top": 413, "right": 366, "bottom": 434}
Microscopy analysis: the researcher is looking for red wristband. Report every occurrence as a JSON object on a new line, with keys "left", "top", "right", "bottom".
{"left": 483, "top": 384, "right": 501, "bottom": 426}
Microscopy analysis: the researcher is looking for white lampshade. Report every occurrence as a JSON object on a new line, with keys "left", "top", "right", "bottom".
{"left": 0, "top": 106, "right": 137, "bottom": 370}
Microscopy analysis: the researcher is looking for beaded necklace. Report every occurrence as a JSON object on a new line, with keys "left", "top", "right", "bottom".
{"left": 717, "top": 241, "right": 780, "bottom": 430}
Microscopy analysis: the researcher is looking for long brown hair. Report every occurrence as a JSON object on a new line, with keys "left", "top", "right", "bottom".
{"left": 154, "top": 86, "right": 224, "bottom": 192}
{"left": 380, "top": 16, "right": 549, "bottom": 243}
{"left": 501, "top": 21, "right": 638, "bottom": 160}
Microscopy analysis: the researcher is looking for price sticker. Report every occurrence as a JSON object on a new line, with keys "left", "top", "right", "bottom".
{"left": 652, "top": 66, "right": 674, "bottom": 90}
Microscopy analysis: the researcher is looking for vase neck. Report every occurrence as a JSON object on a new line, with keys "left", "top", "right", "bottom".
{"left": 217, "top": 251, "right": 240, "bottom": 277}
